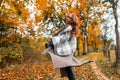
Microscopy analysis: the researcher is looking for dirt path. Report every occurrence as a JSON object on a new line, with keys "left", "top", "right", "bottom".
{"left": 90, "top": 62, "right": 109, "bottom": 80}
{"left": 80, "top": 52, "right": 110, "bottom": 80}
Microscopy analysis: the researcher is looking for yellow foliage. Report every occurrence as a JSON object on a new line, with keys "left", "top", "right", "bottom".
{"left": 35, "top": 14, "right": 42, "bottom": 23}
{"left": 13, "top": 19, "right": 19, "bottom": 26}
{"left": 73, "top": 9, "right": 79, "bottom": 15}
{"left": 20, "top": 7, "right": 29, "bottom": 20}
{"left": 0, "top": 0, "right": 30, "bottom": 27}
{"left": 0, "top": 38, "right": 7, "bottom": 43}
{"left": 79, "top": 21, "right": 85, "bottom": 27}
{"left": 79, "top": 0, "right": 88, "bottom": 11}
{"left": 68, "top": 7, "right": 73, "bottom": 13}
{"left": 93, "top": 1, "right": 99, "bottom": 6}
{"left": 35, "top": 0, "right": 48, "bottom": 10}
{"left": 103, "top": 3, "right": 109, "bottom": 8}
{"left": 101, "top": 10, "right": 105, "bottom": 15}
{"left": 28, "top": 20, "right": 33, "bottom": 28}
{"left": 20, "top": 28, "right": 24, "bottom": 32}
{"left": 52, "top": 29, "right": 59, "bottom": 35}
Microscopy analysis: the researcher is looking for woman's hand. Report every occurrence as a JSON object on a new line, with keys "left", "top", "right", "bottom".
{"left": 45, "top": 40, "right": 54, "bottom": 48}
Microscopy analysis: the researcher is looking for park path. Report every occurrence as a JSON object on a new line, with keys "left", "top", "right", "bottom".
{"left": 90, "top": 62, "right": 109, "bottom": 80}
{"left": 79, "top": 52, "right": 110, "bottom": 80}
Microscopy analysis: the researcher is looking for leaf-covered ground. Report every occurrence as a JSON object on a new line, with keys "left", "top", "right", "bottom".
{"left": 0, "top": 60, "right": 97, "bottom": 80}
{"left": 81, "top": 50, "right": 120, "bottom": 80}
{"left": 0, "top": 51, "right": 119, "bottom": 80}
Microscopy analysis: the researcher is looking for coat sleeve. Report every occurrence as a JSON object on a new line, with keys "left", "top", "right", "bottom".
{"left": 51, "top": 25, "right": 72, "bottom": 45}
{"left": 52, "top": 32, "right": 70, "bottom": 45}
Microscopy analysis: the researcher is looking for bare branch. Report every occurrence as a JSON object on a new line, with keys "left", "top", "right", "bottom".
{"left": 115, "top": 0, "right": 119, "bottom": 6}
{"left": 0, "top": 0, "right": 5, "bottom": 7}
{"left": 109, "top": 0, "right": 113, "bottom": 3}
{"left": 102, "top": 0, "right": 109, "bottom": 3}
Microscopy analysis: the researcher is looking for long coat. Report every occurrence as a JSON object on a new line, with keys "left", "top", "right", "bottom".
{"left": 42, "top": 24, "right": 93, "bottom": 76}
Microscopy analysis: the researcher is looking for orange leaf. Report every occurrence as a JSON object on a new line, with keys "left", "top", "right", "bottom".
{"left": 80, "top": 21, "right": 85, "bottom": 26}
{"left": 73, "top": 9, "right": 79, "bottom": 15}
{"left": 20, "top": 28, "right": 24, "bottom": 32}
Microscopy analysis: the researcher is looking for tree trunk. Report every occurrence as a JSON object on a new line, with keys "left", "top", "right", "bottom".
{"left": 112, "top": 1, "right": 120, "bottom": 66}
{"left": 103, "top": 40, "right": 107, "bottom": 57}
{"left": 87, "top": 35, "right": 90, "bottom": 53}
{"left": 83, "top": 36, "right": 87, "bottom": 55}
{"left": 77, "top": 37, "right": 80, "bottom": 56}
{"left": 102, "top": 0, "right": 120, "bottom": 64}
{"left": 0, "top": 31, "right": 2, "bottom": 47}
{"left": 107, "top": 42, "right": 112, "bottom": 61}
{"left": 94, "top": 42, "right": 97, "bottom": 51}
{"left": 103, "top": 40, "right": 112, "bottom": 61}
{"left": 0, "top": 0, "right": 4, "bottom": 7}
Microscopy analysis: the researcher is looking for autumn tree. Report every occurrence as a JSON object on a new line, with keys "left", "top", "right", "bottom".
{"left": 101, "top": 23, "right": 115, "bottom": 61}
{"left": 75, "top": 0, "right": 103, "bottom": 54}
{"left": 101, "top": 0, "right": 120, "bottom": 66}
{"left": 34, "top": 0, "right": 105, "bottom": 56}
{"left": 0, "top": 0, "right": 105, "bottom": 59}
{"left": 0, "top": 0, "right": 31, "bottom": 64}
{"left": 0, "top": 0, "right": 30, "bottom": 43}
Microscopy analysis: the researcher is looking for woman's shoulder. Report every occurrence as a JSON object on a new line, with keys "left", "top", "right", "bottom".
{"left": 55, "top": 24, "right": 72, "bottom": 35}
{"left": 64, "top": 24, "right": 72, "bottom": 32}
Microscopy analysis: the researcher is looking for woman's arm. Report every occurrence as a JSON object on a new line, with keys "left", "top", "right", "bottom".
{"left": 53, "top": 24, "right": 72, "bottom": 36}
{"left": 51, "top": 25, "right": 72, "bottom": 45}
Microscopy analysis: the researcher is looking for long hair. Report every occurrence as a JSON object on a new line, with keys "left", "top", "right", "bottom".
{"left": 66, "top": 13, "right": 80, "bottom": 37}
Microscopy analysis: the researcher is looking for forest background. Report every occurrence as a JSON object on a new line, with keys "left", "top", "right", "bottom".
{"left": 0, "top": 0, "right": 120, "bottom": 79}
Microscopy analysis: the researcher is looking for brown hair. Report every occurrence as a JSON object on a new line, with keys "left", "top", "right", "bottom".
{"left": 66, "top": 13, "right": 80, "bottom": 37}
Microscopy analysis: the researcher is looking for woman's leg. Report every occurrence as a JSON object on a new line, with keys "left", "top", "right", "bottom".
{"left": 65, "top": 66, "right": 76, "bottom": 80}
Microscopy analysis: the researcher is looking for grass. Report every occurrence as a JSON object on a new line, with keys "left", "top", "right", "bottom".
{"left": 95, "top": 50, "right": 120, "bottom": 80}
{"left": 79, "top": 50, "right": 120, "bottom": 80}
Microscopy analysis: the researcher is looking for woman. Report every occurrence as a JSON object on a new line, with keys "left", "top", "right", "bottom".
{"left": 42, "top": 13, "right": 93, "bottom": 80}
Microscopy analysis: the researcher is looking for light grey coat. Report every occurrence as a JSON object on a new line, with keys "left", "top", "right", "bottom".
{"left": 42, "top": 24, "right": 93, "bottom": 69}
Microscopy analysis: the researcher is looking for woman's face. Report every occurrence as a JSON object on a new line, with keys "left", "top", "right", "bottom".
{"left": 65, "top": 16, "right": 73, "bottom": 24}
